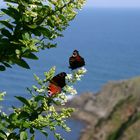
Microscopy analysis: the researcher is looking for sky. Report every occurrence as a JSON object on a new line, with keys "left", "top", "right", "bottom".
{"left": 86, "top": 0, "right": 140, "bottom": 8}
{"left": 0, "top": 0, "right": 140, "bottom": 8}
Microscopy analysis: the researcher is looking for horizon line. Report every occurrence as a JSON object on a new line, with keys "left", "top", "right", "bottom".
{"left": 85, "top": 5, "right": 140, "bottom": 8}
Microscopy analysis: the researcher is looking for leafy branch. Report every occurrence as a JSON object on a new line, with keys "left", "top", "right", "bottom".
{"left": 0, "top": 66, "right": 87, "bottom": 140}
{"left": 0, "top": 0, "right": 86, "bottom": 71}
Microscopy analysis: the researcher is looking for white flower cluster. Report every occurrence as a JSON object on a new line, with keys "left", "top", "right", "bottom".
{"left": 76, "top": 67, "right": 87, "bottom": 75}
{"left": 74, "top": 67, "right": 87, "bottom": 81}
{"left": 63, "top": 85, "right": 77, "bottom": 95}
{"left": 65, "top": 74, "right": 73, "bottom": 82}
{"left": 57, "top": 92, "right": 68, "bottom": 105}
{"left": 55, "top": 85, "right": 77, "bottom": 105}
{"left": 53, "top": 92, "right": 68, "bottom": 106}
{"left": 66, "top": 67, "right": 87, "bottom": 83}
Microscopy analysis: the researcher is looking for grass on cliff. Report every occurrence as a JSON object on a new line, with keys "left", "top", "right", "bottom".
{"left": 106, "top": 95, "right": 140, "bottom": 140}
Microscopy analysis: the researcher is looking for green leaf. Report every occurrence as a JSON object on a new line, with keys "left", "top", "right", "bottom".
{"left": 23, "top": 121, "right": 30, "bottom": 128}
{"left": 59, "top": 15, "right": 66, "bottom": 21}
{"left": 0, "top": 20, "right": 13, "bottom": 30}
{"left": 0, "top": 65, "right": 6, "bottom": 71}
{"left": 32, "top": 29, "right": 42, "bottom": 36}
{"left": 9, "top": 113, "right": 17, "bottom": 121}
{"left": 0, "top": 130, "right": 7, "bottom": 140}
{"left": 4, "top": 0, "right": 18, "bottom": 4}
{"left": 20, "top": 131, "right": 28, "bottom": 140}
{"left": 7, "top": 132, "right": 18, "bottom": 139}
{"left": 13, "top": 59, "right": 30, "bottom": 69}
{"left": 29, "top": 111, "right": 39, "bottom": 121}
{"left": 37, "top": 27, "right": 52, "bottom": 38}
{"left": 0, "top": 38, "right": 10, "bottom": 47}
{"left": 0, "top": 133, "right": 6, "bottom": 140}
{"left": 18, "top": 111, "right": 29, "bottom": 119}
{"left": 52, "top": 100, "right": 62, "bottom": 106}
{"left": 47, "top": 18, "right": 54, "bottom": 28}
{"left": 23, "top": 53, "right": 38, "bottom": 60}
{"left": 19, "top": 0, "right": 29, "bottom": 7}
{"left": 44, "top": 43, "right": 57, "bottom": 49}
{"left": 30, "top": 128, "right": 35, "bottom": 134}
{"left": 40, "top": 129, "right": 48, "bottom": 138}
{"left": 30, "top": 134, "right": 35, "bottom": 140}
{"left": 2, "top": 62, "right": 12, "bottom": 68}
{"left": 54, "top": 133, "right": 64, "bottom": 140}
{"left": 1, "top": 7, "right": 20, "bottom": 20}
{"left": 34, "top": 95, "right": 44, "bottom": 102}
{"left": 1, "top": 28, "right": 12, "bottom": 38}
{"left": 27, "top": 24, "right": 37, "bottom": 29}
{"left": 22, "top": 33, "right": 30, "bottom": 40}
{"left": 15, "top": 96, "right": 30, "bottom": 107}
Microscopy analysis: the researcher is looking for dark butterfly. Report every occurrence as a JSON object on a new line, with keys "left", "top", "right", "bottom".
{"left": 48, "top": 72, "right": 67, "bottom": 96}
{"left": 69, "top": 50, "right": 85, "bottom": 70}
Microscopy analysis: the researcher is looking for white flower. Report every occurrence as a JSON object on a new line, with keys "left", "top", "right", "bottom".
{"left": 30, "top": 4, "right": 37, "bottom": 9}
{"left": 72, "top": 67, "right": 87, "bottom": 81}
{"left": 77, "top": 67, "right": 87, "bottom": 75}
{"left": 66, "top": 74, "right": 73, "bottom": 80}
{"left": 55, "top": 92, "right": 68, "bottom": 105}
{"left": 64, "top": 85, "right": 77, "bottom": 95}
{"left": 75, "top": 74, "right": 81, "bottom": 81}
{"left": 81, "top": 67, "right": 87, "bottom": 73}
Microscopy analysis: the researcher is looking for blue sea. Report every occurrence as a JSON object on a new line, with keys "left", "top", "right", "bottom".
{"left": 1, "top": 8, "right": 140, "bottom": 139}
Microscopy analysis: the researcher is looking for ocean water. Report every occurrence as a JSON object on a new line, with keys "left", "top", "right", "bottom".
{"left": 0, "top": 8, "right": 140, "bottom": 139}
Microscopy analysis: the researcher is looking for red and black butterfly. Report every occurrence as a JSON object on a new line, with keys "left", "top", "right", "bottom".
{"left": 69, "top": 50, "right": 85, "bottom": 70}
{"left": 48, "top": 72, "right": 67, "bottom": 96}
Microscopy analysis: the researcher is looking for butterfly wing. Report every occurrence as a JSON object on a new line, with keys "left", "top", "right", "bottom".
{"left": 48, "top": 83, "right": 62, "bottom": 96}
{"left": 50, "top": 72, "right": 66, "bottom": 88}
{"left": 48, "top": 72, "right": 66, "bottom": 96}
{"left": 69, "top": 55, "right": 85, "bottom": 69}
{"left": 69, "top": 56, "right": 76, "bottom": 69}
{"left": 76, "top": 55, "right": 85, "bottom": 67}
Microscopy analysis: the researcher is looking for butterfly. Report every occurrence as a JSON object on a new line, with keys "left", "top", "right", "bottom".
{"left": 48, "top": 72, "right": 67, "bottom": 96}
{"left": 69, "top": 50, "right": 85, "bottom": 70}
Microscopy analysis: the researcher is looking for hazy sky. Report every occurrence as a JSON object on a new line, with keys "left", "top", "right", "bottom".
{"left": 86, "top": 0, "right": 140, "bottom": 8}
{"left": 0, "top": 0, "right": 140, "bottom": 8}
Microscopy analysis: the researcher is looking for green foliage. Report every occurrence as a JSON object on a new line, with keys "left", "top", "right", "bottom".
{"left": 0, "top": 0, "right": 86, "bottom": 139}
{"left": 0, "top": 0, "right": 86, "bottom": 71}
{"left": 107, "top": 111, "right": 140, "bottom": 140}
{"left": 105, "top": 96, "right": 140, "bottom": 140}
{"left": 0, "top": 66, "right": 87, "bottom": 140}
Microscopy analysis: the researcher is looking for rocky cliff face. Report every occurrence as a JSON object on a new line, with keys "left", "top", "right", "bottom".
{"left": 66, "top": 77, "right": 140, "bottom": 140}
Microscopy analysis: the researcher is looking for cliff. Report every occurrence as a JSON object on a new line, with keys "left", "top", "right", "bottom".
{"left": 66, "top": 76, "right": 140, "bottom": 140}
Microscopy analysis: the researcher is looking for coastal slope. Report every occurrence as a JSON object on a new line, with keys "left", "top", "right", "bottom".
{"left": 66, "top": 77, "right": 140, "bottom": 140}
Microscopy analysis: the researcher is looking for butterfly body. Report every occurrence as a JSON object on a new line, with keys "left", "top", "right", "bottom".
{"left": 69, "top": 50, "right": 85, "bottom": 70}
{"left": 48, "top": 72, "right": 66, "bottom": 96}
